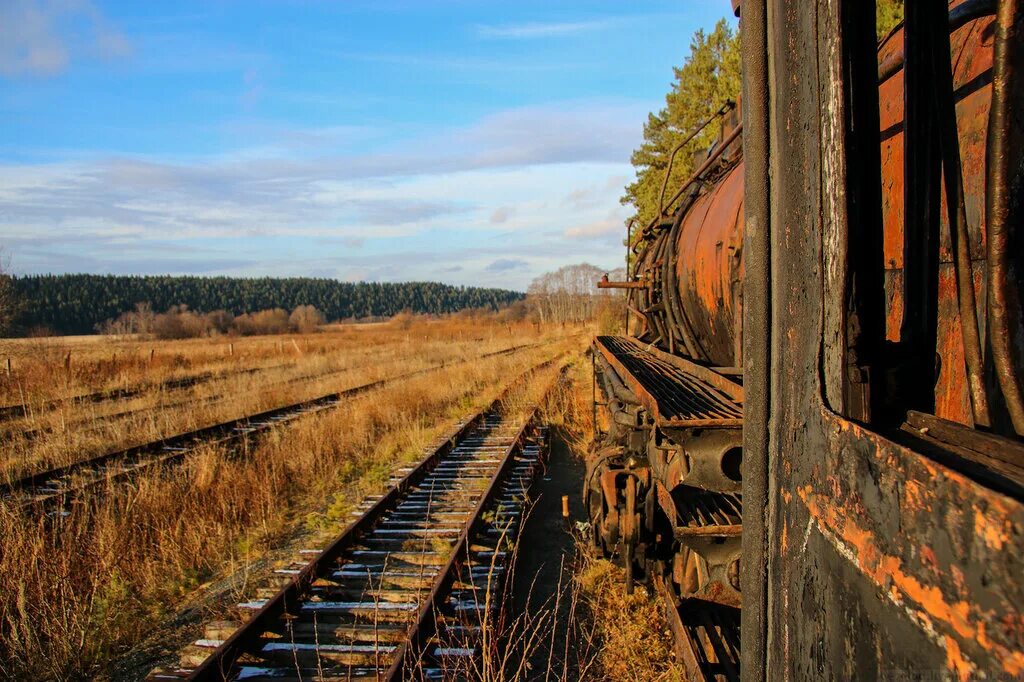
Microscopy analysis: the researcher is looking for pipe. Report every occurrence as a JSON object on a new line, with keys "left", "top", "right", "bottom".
{"left": 986, "top": 0, "right": 1024, "bottom": 435}
{"left": 932, "top": 4, "right": 992, "bottom": 426}
{"left": 655, "top": 123, "right": 745, "bottom": 227}
{"left": 657, "top": 102, "right": 735, "bottom": 216}
{"left": 878, "top": 0, "right": 998, "bottom": 84}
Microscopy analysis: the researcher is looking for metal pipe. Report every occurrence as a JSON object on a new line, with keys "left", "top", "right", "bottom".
{"left": 986, "top": 0, "right": 1024, "bottom": 435}
{"left": 659, "top": 123, "right": 741, "bottom": 227}
{"left": 933, "top": 3, "right": 992, "bottom": 426}
{"left": 878, "top": 0, "right": 998, "bottom": 84}
{"left": 738, "top": 0, "right": 770, "bottom": 675}
{"left": 657, "top": 102, "right": 735, "bottom": 216}
{"left": 625, "top": 218, "right": 632, "bottom": 335}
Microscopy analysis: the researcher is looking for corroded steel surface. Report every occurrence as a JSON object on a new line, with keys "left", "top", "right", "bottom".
{"left": 878, "top": 8, "right": 997, "bottom": 426}
{"left": 631, "top": 2, "right": 998, "bottom": 430}
{"left": 749, "top": 0, "right": 1024, "bottom": 677}
{"left": 594, "top": 335, "right": 742, "bottom": 427}
{"left": 673, "top": 162, "right": 746, "bottom": 368}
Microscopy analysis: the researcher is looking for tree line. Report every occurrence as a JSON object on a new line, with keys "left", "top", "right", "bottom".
{"left": 8, "top": 274, "right": 524, "bottom": 336}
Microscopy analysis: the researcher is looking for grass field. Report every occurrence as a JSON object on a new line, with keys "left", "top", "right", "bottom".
{"left": 0, "top": 317, "right": 674, "bottom": 681}
{"left": 0, "top": 317, "right": 564, "bottom": 481}
{"left": 0, "top": 317, "right": 581, "bottom": 679}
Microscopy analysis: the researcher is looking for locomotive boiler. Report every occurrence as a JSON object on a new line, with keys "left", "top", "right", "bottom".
{"left": 588, "top": 1, "right": 1024, "bottom": 679}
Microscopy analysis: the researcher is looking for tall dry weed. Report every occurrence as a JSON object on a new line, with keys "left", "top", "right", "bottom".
{"left": 0, "top": 338, "right": 581, "bottom": 679}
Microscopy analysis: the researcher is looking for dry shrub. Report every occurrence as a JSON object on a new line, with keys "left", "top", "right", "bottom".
{"left": 575, "top": 550, "right": 681, "bottom": 682}
{"left": 288, "top": 305, "right": 324, "bottom": 333}
{"left": 231, "top": 308, "right": 290, "bottom": 336}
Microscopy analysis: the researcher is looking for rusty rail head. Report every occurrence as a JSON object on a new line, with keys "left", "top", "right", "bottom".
{"left": 185, "top": 408, "right": 489, "bottom": 681}
{"left": 384, "top": 411, "right": 536, "bottom": 681}
{"left": 385, "top": 363, "right": 568, "bottom": 680}
{"left": 185, "top": 355, "right": 565, "bottom": 681}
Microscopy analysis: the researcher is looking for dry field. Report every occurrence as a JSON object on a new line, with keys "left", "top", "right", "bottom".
{"left": 0, "top": 319, "right": 672, "bottom": 681}
{"left": 0, "top": 318, "right": 564, "bottom": 482}
{"left": 0, "top": 317, "right": 582, "bottom": 679}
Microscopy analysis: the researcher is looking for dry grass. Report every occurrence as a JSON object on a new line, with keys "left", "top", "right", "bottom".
{"left": 547, "top": 360, "right": 678, "bottom": 682}
{"left": 0, "top": 325, "right": 582, "bottom": 680}
{"left": 574, "top": 552, "right": 681, "bottom": 682}
{"left": 0, "top": 318, "right": 575, "bottom": 480}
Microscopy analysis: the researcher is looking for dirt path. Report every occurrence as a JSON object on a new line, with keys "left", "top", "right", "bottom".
{"left": 509, "top": 426, "right": 590, "bottom": 680}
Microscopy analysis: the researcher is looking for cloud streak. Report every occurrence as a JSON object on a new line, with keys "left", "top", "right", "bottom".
{"left": 1, "top": 100, "right": 640, "bottom": 288}
{"left": 475, "top": 19, "right": 614, "bottom": 39}
{"left": 0, "top": 0, "right": 132, "bottom": 77}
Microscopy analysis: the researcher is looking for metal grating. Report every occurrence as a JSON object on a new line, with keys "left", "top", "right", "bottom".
{"left": 596, "top": 335, "right": 742, "bottom": 425}
{"left": 673, "top": 486, "right": 743, "bottom": 531}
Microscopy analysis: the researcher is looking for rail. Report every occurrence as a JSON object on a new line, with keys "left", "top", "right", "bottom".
{"left": 1, "top": 342, "right": 561, "bottom": 512}
{"left": 148, "top": 357, "right": 567, "bottom": 681}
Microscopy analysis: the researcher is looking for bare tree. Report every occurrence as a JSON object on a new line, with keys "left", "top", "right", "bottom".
{"left": 289, "top": 305, "right": 326, "bottom": 333}
{"left": 526, "top": 263, "right": 621, "bottom": 325}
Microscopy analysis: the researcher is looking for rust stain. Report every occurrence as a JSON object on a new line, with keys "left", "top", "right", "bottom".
{"left": 973, "top": 509, "right": 1011, "bottom": 551}
{"left": 944, "top": 635, "right": 973, "bottom": 682}
{"left": 798, "top": 484, "right": 1023, "bottom": 676}
{"left": 920, "top": 545, "right": 939, "bottom": 576}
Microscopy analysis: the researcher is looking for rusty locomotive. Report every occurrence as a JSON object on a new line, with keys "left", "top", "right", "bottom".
{"left": 588, "top": 0, "right": 1023, "bottom": 679}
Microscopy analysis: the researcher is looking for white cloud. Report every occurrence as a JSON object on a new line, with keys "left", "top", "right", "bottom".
{"left": 475, "top": 20, "right": 614, "bottom": 40}
{"left": 564, "top": 211, "right": 629, "bottom": 240}
{"left": 1, "top": 100, "right": 641, "bottom": 287}
{"left": 0, "top": 0, "right": 132, "bottom": 77}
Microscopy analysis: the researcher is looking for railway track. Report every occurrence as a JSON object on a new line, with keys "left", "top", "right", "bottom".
{"left": 1, "top": 342, "right": 557, "bottom": 512}
{"left": 0, "top": 363, "right": 296, "bottom": 422}
{"left": 7, "top": 342, "right": 546, "bottom": 443}
{"left": 148, "top": 362, "right": 564, "bottom": 681}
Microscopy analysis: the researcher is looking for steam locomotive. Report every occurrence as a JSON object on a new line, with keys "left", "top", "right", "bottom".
{"left": 589, "top": 1, "right": 1023, "bottom": 678}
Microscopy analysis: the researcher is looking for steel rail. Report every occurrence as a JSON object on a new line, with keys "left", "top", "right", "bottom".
{"left": 173, "top": 357, "right": 564, "bottom": 681}
{"left": 8, "top": 341, "right": 547, "bottom": 442}
{"left": 385, "top": 367, "right": 566, "bottom": 680}
{"left": 1, "top": 342, "right": 559, "bottom": 511}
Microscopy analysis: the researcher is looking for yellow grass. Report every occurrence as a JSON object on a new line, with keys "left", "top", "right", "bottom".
{"left": 0, "top": 322, "right": 582, "bottom": 680}
{"left": 0, "top": 318, "right": 573, "bottom": 480}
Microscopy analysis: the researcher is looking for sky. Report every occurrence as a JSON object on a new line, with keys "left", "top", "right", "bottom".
{"left": 0, "top": 0, "right": 735, "bottom": 291}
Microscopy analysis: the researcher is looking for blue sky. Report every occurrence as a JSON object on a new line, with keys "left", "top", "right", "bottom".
{"left": 1, "top": 0, "right": 734, "bottom": 291}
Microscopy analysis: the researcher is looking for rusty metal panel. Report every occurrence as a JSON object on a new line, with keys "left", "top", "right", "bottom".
{"left": 756, "top": 0, "right": 1024, "bottom": 678}
{"left": 674, "top": 164, "right": 746, "bottom": 369}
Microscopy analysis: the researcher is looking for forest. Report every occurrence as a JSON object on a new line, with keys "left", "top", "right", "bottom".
{"left": 8, "top": 274, "right": 524, "bottom": 335}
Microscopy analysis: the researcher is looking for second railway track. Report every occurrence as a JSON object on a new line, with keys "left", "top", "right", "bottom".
{"left": 1, "top": 342, "right": 561, "bottom": 512}
{"left": 148, "top": 361, "right": 566, "bottom": 681}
